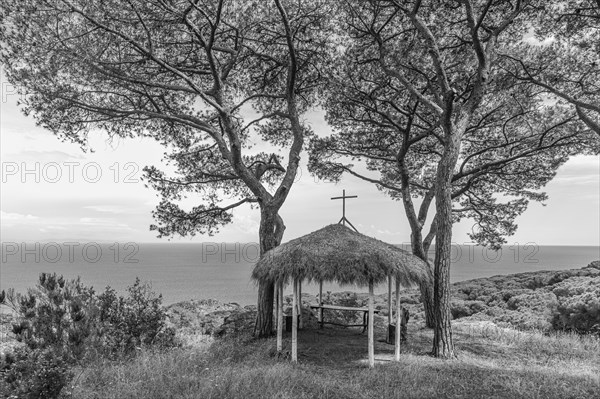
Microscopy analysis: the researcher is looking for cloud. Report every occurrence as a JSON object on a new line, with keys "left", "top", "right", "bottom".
{"left": 552, "top": 155, "right": 600, "bottom": 188}
{"left": 0, "top": 211, "right": 39, "bottom": 226}
{"left": 0, "top": 210, "right": 40, "bottom": 228}
{"left": 2, "top": 150, "right": 84, "bottom": 163}
{"left": 1, "top": 211, "right": 39, "bottom": 221}
{"left": 554, "top": 175, "right": 600, "bottom": 185}
{"left": 78, "top": 217, "right": 131, "bottom": 227}
{"left": 83, "top": 205, "right": 135, "bottom": 214}
{"left": 43, "top": 225, "right": 67, "bottom": 231}
{"left": 368, "top": 224, "right": 396, "bottom": 238}
{"left": 232, "top": 213, "right": 260, "bottom": 235}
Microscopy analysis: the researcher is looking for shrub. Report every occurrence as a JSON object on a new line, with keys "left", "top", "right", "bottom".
{"left": 585, "top": 260, "right": 599, "bottom": 270}
{"left": 450, "top": 300, "right": 487, "bottom": 319}
{"left": 1, "top": 274, "right": 97, "bottom": 397}
{"left": 1, "top": 274, "right": 176, "bottom": 398}
{"left": 552, "top": 277, "right": 600, "bottom": 335}
{"left": 500, "top": 289, "right": 531, "bottom": 302}
{"left": 0, "top": 347, "right": 72, "bottom": 399}
{"left": 505, "top": 292, "right": 558, "bottom": 313}
{"left": 546, "top": 272, "right": 574, "bottom": 286}
{"left": 333, "top": 293, "right": 363, "bottom": 324}
{"left": 552, "top": 276, "right": 599, "bottom": 298}
{"left": 97, "top": 278, "right": 176, "bottom": 356}
{"left": 524, "top": 275, "right": 551, "bottom": 290}
{"left": 4, "top": 273, "right": 97, "bottom": 361}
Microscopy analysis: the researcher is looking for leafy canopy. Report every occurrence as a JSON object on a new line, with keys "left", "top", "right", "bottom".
{"left": 0, "top": 0, "right": 334, "bottom": 237}
{"left": 309, "top": 0, "right": 598, "bottom": 250}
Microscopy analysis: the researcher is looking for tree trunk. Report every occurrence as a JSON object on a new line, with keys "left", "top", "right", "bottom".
{"left": 255, "top": 280, "right": 276, "bottom": 338}
{"left": 399, "top": 148, "right": 436, "bottom": 329}
{"left": 367, "top": 279, "right": 375, "bottom": 368}
{"left": 432, "top": 132, "right": 462, "bottom": 358}
{"left": 276, "top": 280, "right": 283, "bottom": 351}
{"left": 254, "top": 206, "right": 286, "bottom": 338}
{"left": 411, "top": 236, "right": 435, "bottom": 328}
{"left": 419, "top": 278, "right": 435, "bottom": 329}
{"left": 291, "top": 277, "right": 298, "bottom": 362}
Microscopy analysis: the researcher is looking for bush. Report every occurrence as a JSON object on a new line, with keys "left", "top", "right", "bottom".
{"left": 451, "top": 300, "right": 487, "bottom": 319}
{"left": 0, "top": 347, "right": 72, "bottom": 399}
{"left": 97, "top": 278, "right": 176, "bottom": 356}
{"left": 524, "top": 275, "right": 551, "bottom": 290}
{"left": 552, "top": 277, "right": 600, "bottom": 335}
{"left": 552, "top": 276, "right": 599, "bottom": 298}
{"left": 505, "top": 292, "right": 558, "bottom": 313}
{"left": 332, "top": 293, "right": 363, "bottom": 324}
{"left": 1, "top": 274, "right": 176, "bottom": 398}
{"left": 10, "top": 274, "right": 97, "bottom": 359}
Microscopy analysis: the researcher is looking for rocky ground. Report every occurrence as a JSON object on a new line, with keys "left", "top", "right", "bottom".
{"left": 164, "top": 299, "right": 257, "bottom": 345}
{"left": 0, "top": 312, "right": 22, "bottom": 358}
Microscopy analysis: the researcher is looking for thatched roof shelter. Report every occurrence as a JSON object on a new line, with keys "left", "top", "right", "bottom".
{"left": 252, "top": 224, "right": 430, "bottom": 287}
{"left": 251, "top": 223, "right": 430, "bottom": 368}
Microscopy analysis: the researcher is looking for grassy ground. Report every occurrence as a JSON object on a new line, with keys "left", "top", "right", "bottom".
{"left": 69, "top": 318, "right": 599, "bottom": 399}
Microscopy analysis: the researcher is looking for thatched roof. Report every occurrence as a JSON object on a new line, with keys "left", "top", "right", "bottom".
{"left": 252, "top": 224, "right": 430, "bottom": 287}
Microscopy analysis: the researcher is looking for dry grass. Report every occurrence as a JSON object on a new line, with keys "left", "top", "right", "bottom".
{"left": 69, "top": 318, "right": 600, "bottom": 399}
{"left": 251, "top": 224, "right": 429, "bottom": 287}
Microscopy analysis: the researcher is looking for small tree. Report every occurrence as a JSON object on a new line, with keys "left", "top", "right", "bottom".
{"left": 97, "top": 279, "right": 172, "bottom": 354}
{"left": 1, "top": 274, "right": 93, "bottom": 398}
{"left": 4, "top": 273, "right": 96, "bottom": 360}
{"left": 0, "top": 275, "right": 175, "bottom": 397}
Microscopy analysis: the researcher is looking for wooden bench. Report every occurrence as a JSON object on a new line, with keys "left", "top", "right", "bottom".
{"left": 310, "top": 304, "right": 380, "bottom": 333}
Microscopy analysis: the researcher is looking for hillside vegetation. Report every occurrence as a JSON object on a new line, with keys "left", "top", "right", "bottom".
{"left": 450, "top": 261, "right": 600, "bottom": 334}
{"left": 1, "top": 263, "right": 599, "bottom": 398}
{"left": 294, "top": 261, "right": 600, "bottom": 336}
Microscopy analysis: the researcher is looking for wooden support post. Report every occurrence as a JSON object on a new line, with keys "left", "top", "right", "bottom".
{"left": 298, "top": 279, "right": 303, "bottom": 329}
{"left": 292, "top": 278, "right": 298, "bottom": 363}
{"left": 318, "top": 280, "right": 323, "bottom": 327}
{"left": 395, "top": 277, "right": 401, "bottom": 361}
{"left": 385, "top": 274, "right": 394, "bottom": 344}
{"left": 387, "top": 275, "right": 392, "bottom": 325}
{"left": 277, "top": 280, "right": 283, "bottom": 353}
{"left": 368, "top": 279, "right": 375, "bottom": 368}
{"left": 275, "top": 282, "right": 279, "bottom": 324}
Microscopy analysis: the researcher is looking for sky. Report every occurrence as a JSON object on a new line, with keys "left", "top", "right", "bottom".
{"left": 1, "top": 72, "right": 599, "bottom": 247}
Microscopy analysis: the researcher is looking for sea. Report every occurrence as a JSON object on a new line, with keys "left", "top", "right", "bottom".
{"left": 1, "top": 242, "right": 598, "bottom": 306}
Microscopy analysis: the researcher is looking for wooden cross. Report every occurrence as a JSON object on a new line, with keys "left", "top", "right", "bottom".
{"left": 331, "top": 189, "right": 359, "bottom": 232}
